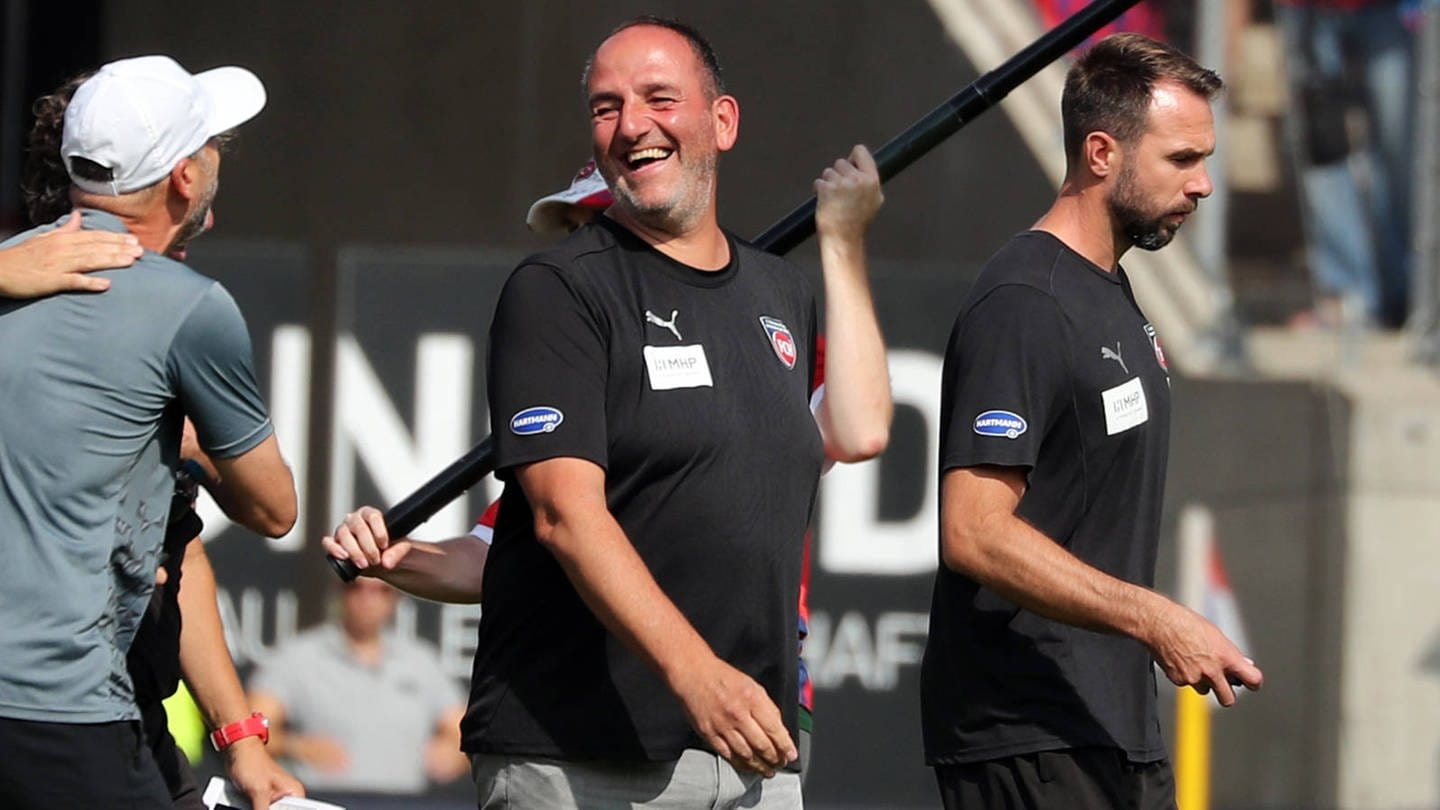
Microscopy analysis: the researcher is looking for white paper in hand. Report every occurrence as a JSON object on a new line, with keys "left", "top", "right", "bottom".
{"left": 202, "top": 777, "right": 347, "bottom": 810}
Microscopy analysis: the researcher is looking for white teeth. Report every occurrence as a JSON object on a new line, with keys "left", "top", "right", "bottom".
{"left": 627, "top": 147, "right": 671, "bottom": 163}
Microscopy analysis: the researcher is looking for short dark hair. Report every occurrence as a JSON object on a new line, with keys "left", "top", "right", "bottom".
{"left": 583, "top": 16, "right": 727, "bottom": 100}
{"left": 1061, "top": 33, "right": 1223, "bottom": 166}
{"left": 22, "top": 72, "right": 91, "bottom": 225}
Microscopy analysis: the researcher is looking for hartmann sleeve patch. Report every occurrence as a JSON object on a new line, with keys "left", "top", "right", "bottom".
{"left": 973, "top": 410, "right": 1028, "bottom": 439}
{"left": 510, "top": 406, "right": 564, "bottom": 435}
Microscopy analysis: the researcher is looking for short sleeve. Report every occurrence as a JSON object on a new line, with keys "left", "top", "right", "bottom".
{"left": 941, "top": 284, "right": 1069, "bottom": 473}
{"left": 169, "top": 283, "right": 273, "bottom": 459}
{"left": 487, "top": 264, "right": 608, "bottom": 476}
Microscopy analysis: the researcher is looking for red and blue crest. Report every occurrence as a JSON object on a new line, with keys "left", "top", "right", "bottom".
{"left": 759, "top": 316, "right": 797, "bottom": 370}
{"left": 1144, "top": 323, "right": 1168, "bottom": 371}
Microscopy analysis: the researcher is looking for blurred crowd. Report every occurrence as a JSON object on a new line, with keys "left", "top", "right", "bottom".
{"left": 1038, "top": 0, "right": 1432, "bottom": 334}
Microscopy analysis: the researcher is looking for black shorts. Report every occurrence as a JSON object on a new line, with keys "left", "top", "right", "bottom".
{"left": 0, "top": 715, "right": 171, "bottom": 809}
{"left": 140, "top": 699, "right": 205, "bottom": 810}
{"left": 934, "top": 747, "right": 1176, "bottom": 810}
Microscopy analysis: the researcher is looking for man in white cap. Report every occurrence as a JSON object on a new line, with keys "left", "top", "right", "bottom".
{"left": 0, "top": 55, "right": 296, "bottom": 809}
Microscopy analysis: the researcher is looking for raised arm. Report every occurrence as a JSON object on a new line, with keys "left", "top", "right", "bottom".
{"left": 812, "top": 144, "right": 891, "bottom": 462}
{"left": 941, "top": 464, "right": 1263, "bottom": 705}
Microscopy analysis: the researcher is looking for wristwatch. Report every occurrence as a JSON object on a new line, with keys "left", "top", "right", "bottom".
{"left": 209, "top": 712, "right": 270, "bottom": 751}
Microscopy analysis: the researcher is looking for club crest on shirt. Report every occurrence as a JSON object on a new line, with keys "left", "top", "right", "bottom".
{"left": 510, "top": 406, "right": 564, "bottom": 436}
{"left": 1144, "top": 323, "right": 1168, "bottom": 371}
{"left": 759, "top": 316, "right": 797, "bottom": 370}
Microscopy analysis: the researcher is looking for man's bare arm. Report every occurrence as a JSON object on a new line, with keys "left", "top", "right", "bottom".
{"left": 813, "top": 144, "right": 891, "bottom": 462}
{"left": 188, "top": 431, "right": 296, "bottom": 538}
{"left": 519, "top": 456, "right": 796, "bottom": 775}
{"left": 323, "top": 507, "right": 488, "bottom": 604}
{"left": 941, "top": 465, "right": 1263, "bottom": 705}
{"left": 176, "top": 540, "right": 305, "bottom": 809}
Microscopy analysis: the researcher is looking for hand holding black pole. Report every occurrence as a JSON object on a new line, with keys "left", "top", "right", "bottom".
{"left": 328, "top": 439, "right": 494, "bottom": 581}
{"left": 327, "top": 0, "right": 1142, "bottom": 581}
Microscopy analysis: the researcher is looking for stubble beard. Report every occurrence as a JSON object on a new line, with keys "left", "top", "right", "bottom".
{"left": 610, "top": 151, "right": 718, "bottom": 236}
{"left": 1107, "top": 161, "right": 1182, "bottom": 252}
{"left": 167, "top": 178, "right": 218, "bottom": 258}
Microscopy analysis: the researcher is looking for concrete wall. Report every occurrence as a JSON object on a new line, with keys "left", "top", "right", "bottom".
{"left": 1161, "top": 377, "right": 1350, "bottom": 808}
{"left": 1160, "top": 368, "right": 1440, "bottom": 809}
{"left": 1334, "top": 370, "right": 1440, "bottom": 809}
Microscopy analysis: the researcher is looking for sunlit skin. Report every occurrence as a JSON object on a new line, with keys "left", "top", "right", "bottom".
{"left": 586, "top": 24, "right": 739, "bottom": 266}
{"left": 71, "top": 140, "right": 225, "bottom": 264}
{"left": 1038, "top": 79, "right": 1216, "bottom": 271}
{"left": 166, "top": 143, "right": 221, "bottom": 260}
{"left": 1106, "top": 81, "right": 1215, "bottom": 252}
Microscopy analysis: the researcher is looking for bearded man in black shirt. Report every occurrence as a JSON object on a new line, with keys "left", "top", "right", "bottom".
{"left": 923, "top": 33, "right": 1264, "bottom": 810}
{"left": 326, "top": 15, "right": 890, "bottom": 810}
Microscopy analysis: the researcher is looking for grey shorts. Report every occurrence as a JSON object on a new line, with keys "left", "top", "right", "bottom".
{"left": 472, "top": 748, "right": 803, "bottom": 810}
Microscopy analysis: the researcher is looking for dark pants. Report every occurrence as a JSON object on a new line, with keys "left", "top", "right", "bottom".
{"left": 140, "top": 699, "right": 205, "bottom": 810}
{"left": 934, "top": 747, "right": 1176, "bottom": 810}
{"left": 0, "top": 715, "right": 171, "bottom": 809}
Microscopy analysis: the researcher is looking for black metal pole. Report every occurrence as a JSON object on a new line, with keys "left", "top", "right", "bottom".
{"left": 755, "top": 0, "right": 1141, "bottom": 253}
{"left": 328, "top": 0, "right": 1142, "bottom": 581}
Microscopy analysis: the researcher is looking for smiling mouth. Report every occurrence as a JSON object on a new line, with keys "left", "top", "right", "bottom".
{"left": 625, "top": 147, "right": 672, "bottom": 170}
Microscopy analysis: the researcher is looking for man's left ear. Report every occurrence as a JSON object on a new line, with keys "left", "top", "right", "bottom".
{"left": 1084, "top": 131, "right": 1120, "bottom": 180}
{"left": 713, "top": 94, "right": 740, "bottom": 152}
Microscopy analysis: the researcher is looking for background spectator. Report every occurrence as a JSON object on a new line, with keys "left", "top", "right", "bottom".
{"left": 1276, "top": 0, "right": 1415, "bottom": 328}
{"left": 248, "top": 578, "right": 469, "bottom": 796}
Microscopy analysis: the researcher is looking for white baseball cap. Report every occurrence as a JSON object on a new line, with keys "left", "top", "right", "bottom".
{"left": 62, "top": 55, "right": 267, "bottom": 195}
{"left": 525, "top": 160, "right": 614, "bottom": 236}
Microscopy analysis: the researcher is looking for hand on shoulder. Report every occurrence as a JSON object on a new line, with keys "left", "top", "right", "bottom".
{"left": 0, "top": 210, "right": 141, "bottom": 297}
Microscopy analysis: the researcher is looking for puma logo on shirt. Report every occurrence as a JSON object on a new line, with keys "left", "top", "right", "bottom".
{"left": 1100, "top": 342, "right": 1128, "bottom": 374}
{"left": 645, "top": 309, "right": 682, "bottom": 341}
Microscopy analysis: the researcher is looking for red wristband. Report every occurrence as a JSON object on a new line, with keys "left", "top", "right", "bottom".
{"left": 210, "top": 712, "right": 269, "bottom": 751}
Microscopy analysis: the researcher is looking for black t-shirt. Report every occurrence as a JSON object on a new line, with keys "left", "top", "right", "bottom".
{"left": 128, "top": 496, "right": 202, "bottom": 708}
{"left": 922, "top": 230, "right": 1172, "bottom": 765}
{"left": 463, "top": 216, "right": 824, "bottom": 761}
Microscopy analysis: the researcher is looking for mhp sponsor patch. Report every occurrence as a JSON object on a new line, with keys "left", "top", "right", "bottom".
{"left": 973, "top": 409, "right": 1027, "bottom": 439}
{"left": 644, "top": 344, "right": 713, "bottom": 390}
{"left": 510, "top": 406, "right": 564, "bottom": 435}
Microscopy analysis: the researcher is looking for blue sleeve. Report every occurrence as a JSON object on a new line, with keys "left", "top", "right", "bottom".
{"left": 169, "top": 283, "right": 273, "bottom": 459}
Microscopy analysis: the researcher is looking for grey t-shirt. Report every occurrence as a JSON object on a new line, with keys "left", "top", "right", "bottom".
{"left": 0, "top": 209, "right": 272, "bottom": 723}
{"left": 249, "top": 625, "right": 463, "bottom": 794}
